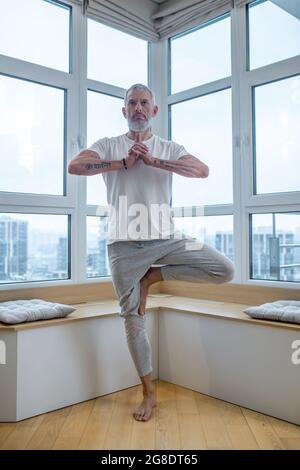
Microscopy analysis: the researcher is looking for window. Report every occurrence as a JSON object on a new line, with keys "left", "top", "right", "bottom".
{"left": 169, "top": 4, "right": 299, "bottom": 286}
{"left": 0, "top": 75, "right": 65, "bottom": 195}
{"left": 0, "top": 0, "right": 70, "bottom": 72}
{"left": 87, "top": 216, "right": 110, "bottom": 278}
{"left": 253, "top": 75, "right": 300, "bottom": 195}
{"left": 171, "top": 89, "right": 232, "bottom": 206}
{"left": 1, "top": 1, "right": 299, "bottom": 289}
{"left": 0, "top": 213, "right": 69, "bottom": 284}
{"left": 87, "top": 91, "right": 126, "bottom": 206}
{"left": 175, "top": 215, "right": 234, "bottom": 260}
{"left": 246, "top": 1, "right": 300, "bottom": 286}
{"left": 250, "top": 213, "right": 300, "bottom": 282}
{"left": 0, "top": 0, "right": 72, "bottom": 289}
{"left": 170, "top": 15, "right": 231, "bottom": 94}
{"left": 0, "top": 2, "right": 151, "bottom": 287}
{"left": 85, "top": 19, "right": 149, "bottom": 279}
{"left": 248, "top": 0, "right": 300, "bottom": 70}
{"left": 87, "top": 20, "right": 148, "bottom": 88}
{"left": 169, "top": 13, "right": 234, "bottom": 282}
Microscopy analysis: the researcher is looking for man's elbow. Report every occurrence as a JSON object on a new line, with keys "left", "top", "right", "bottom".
{"left": 68, "top": 162, "right": 81, "bottom": 175}
{"left": 68, "top": 163, "right": 75, "bottom": 174}
{"left": 199, "top": 164, "right": 209, "bottom": 178}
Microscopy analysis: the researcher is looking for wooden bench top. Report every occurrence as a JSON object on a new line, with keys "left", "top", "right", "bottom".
{"left": 1, "top": 294, "right": 300, "bottom": 332}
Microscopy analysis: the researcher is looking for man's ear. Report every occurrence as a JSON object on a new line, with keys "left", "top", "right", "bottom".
{"left": 122, "top": 107, "right": 127, "bottom": 118}
{"left": 152, "top": 105, "right": 158, "bottom": 117}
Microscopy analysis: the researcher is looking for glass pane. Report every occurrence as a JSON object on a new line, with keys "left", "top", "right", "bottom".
{"left": 254, "top": 75, "right": 300, "bottom": 195}
{"left": 87, "top": 216, "right": 110, "bottom": 278}
{"left": 248, "top": 0, "right": 300, "bottom": 70}
{"left": 171, "top": 89, "right": 232, "bottom": 206}
{"left": 87, "top": 20, "right": 148, "bottom": 88}
{"left": 175, "top": 215, "right": 234, "bottom": 261}
{"left": 0, "top": 213, "right": 69, "bottom": 284}
{"left": 0, "top": 0, "right": 70, "bottom": 72}
{"left": 87, "top": 91, "right": 127, "bottom": 206}
{"left": 170, "top": 15, "right": 231, "bottom": 94}
{"left": 251, "top": 212, "right": 300, "bottom": 283}
{"left": 0, "top": 75, "right": 65, "bottom": 195}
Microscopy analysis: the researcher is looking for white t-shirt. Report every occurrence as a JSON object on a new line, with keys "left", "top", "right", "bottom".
{"left": 88, "top": 133, "right": 189, "bottom": 244}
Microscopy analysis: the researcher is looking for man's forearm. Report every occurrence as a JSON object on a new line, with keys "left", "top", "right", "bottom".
{"left": 68, "top": 158, "right": 124, "bottom": 176}
{"left": 149, "top": 157, "right": 209, "bottom": 178}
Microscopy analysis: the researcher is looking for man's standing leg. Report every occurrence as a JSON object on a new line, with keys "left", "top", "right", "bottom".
{"left": 108, "top": 241, "right": 160, "bottom": 421}
{"left": 124, "top": 315, "right": 156, "bottom": 421}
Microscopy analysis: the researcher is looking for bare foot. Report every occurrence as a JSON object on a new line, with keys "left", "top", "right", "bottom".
{"left": 138, "top": 267, "right": 163, "bottom": 316}
{"left": 133, "top": 392, "right": 156, "bottom": 421}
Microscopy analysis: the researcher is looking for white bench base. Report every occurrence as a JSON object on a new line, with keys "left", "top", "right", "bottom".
{"left": 159, "top": 309, "right": 300, "bottom": 425}
{"left": 1, "top": 298, "right": 300, "bottom": 426}
{"left": 0, "top": 312, "right": 158, "bottom": 422}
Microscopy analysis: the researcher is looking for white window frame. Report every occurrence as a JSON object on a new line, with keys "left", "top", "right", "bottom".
{"left": 0, "top": 0, "right": 79, "bottom": 290}
{"left": 0, "top": 0, "right": 151, "bottom": 290}
{"left": 0, "top": 1, "right": 299, "bottom": 290}
{"left": 239, "top": 3, "right": 300, "bottom": 288}
{"left": 167, "top": 12, "right": 238, "bottom": 283}
{"left": 167, "top": 4, "right": 300, "bottom": 289}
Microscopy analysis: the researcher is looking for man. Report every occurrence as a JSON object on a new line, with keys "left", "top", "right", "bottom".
{"left": 68, "top": 83, "right": 234, "bottom": 422}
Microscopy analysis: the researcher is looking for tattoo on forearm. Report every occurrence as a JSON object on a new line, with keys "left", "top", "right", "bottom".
{"left": 153, "top": 158, "right": 172, "bottom": 168}
{"left": 153, "top": 158, "right": 194, "bottom": 171}
{"left": 84, "top": 162, "right": 112, "bottom": 170}
{"left": 152, "top": 158, "right": 200, "bottom": 177}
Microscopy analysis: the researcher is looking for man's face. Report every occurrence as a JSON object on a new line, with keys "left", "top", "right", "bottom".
{"left": 122, "top": 89, "right": 158, "bottom": 132}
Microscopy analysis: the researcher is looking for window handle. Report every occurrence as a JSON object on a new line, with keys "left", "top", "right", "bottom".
{"left": 241, "top": 135, "right": 250, "bottom": 148}
{"left": 78, "top": 136, "right": 85, "bottom": 151}
{"left": 233, "top": 136, "right": 240, "bottom": 148}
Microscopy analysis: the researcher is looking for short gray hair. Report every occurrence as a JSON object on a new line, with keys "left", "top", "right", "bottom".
{"left": 124, "top": 83, "right": 156, "bottom": 105}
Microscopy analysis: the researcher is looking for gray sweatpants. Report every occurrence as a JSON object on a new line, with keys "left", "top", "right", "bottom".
{"left": 107, "top": 235, "right": 234, "bottom": 378}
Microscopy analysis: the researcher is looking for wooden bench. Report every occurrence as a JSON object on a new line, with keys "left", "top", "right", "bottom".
{"left": 1, "top": 294, "right": 300, "bottom": 425}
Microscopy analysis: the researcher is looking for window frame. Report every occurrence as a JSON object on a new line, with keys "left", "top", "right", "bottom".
{"left": 0, "top": 0, "right": 78, "bottom": 289}
{"left": 249, "top": 210, "right": 300, "bottom": 284}
{"left": 240, "top": 2, "right": 300, "bottom": 288}
{"left": 0, "top": 0, "right": 150, "bottom": 289}
{"left": 167, "top": 3, "right": 300, "bottom": 289}
{"left": 0, "top": 0, "right": 299, "bottom": 290}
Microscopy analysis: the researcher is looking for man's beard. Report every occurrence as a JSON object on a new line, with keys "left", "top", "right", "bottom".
{"left": 127, "top": 116, "right": 152, "bottom": 132}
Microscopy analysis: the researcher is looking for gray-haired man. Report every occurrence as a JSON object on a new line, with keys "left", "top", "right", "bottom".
{"left": 68, "top": 83, "right": 234, "bottom": 422}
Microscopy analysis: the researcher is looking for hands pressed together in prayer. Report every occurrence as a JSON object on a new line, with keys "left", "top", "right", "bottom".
{"left": 125, "top": 133, "right": 153, "bottom": 169}
{"left": 125, "top": 133, "right": 209, "bottom": 178}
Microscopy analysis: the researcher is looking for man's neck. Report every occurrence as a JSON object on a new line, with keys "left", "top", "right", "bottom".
{"left": 126, "top": 128, "right": 153, "bottom": 142}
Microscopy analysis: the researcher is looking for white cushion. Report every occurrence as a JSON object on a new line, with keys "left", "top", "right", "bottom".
{"left": 244, "top": 300, "right": 300, "bottom": 324}
{"left": 0, "top": 299, "right": 75, "bottom": 325}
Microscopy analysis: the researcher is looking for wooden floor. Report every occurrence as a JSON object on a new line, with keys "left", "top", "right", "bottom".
{"left": 1, "top": 380, "right": 300, "bottom": 450}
